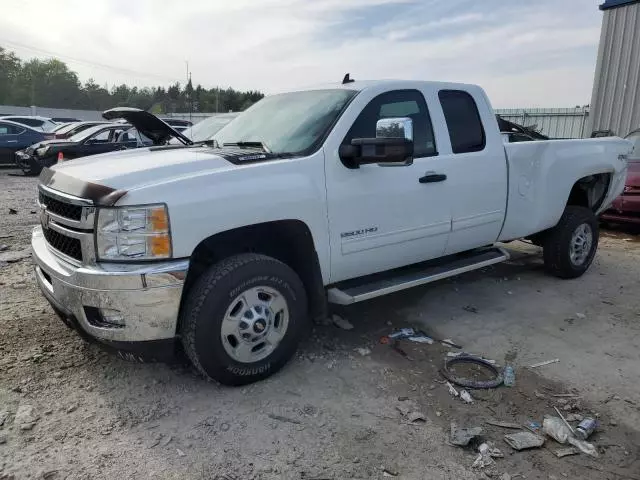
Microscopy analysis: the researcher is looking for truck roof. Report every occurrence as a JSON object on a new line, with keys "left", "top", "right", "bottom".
{"left": 285, "top": 79, "right": 482, "bottom": 94}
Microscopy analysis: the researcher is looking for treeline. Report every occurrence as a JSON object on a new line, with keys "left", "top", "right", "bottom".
{"left": 0, "top": 47, "right": 264, "bottom": 113}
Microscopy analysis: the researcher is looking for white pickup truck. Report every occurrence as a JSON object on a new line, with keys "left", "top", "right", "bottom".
{"left": 32, "top": 79, "right": 631, "bottom": 385}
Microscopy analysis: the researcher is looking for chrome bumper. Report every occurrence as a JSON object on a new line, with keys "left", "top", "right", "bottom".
{"left": 32, "top": 226, "right": 188, "bottom": 343}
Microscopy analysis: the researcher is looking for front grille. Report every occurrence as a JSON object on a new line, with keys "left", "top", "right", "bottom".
{"left": 43, "top": 227, "right": 82, "bottom": 262}
{"left": 39, "top": 191, "right": 83, "bottom": 221}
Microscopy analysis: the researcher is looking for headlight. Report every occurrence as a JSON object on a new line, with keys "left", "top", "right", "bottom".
{"left": 96, "top": 204, "right": 172, "bottom": 261}
{"left": 36, "top": 146, "right": 50, "bottom": 157}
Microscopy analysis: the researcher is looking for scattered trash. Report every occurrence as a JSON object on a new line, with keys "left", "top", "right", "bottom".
{"left": 446, "top": 351, "right": 496, "bottom": 364}
{"left": 463, "top": 305, "right": 478, "bottom": 313}
{"left": 504, "top": 431, "right": 545, "bottom": 450}
{"left": 441, "top": 355, "right": 504, "bottom": 389}
{"left": 332, "top": 314, "right": 354, "bottom": 330}
{"left": 161, "top": 435, "right": 173, "bottom": 446}
{"left": 450, "top": 422, "right": 483, "bottom": 446}
{"left": 568, "top": 436, "right": 598, "bottom": 458}
{"left": 176, "top": 448, "right": 186, "bottom": 457}
{"left": 542, "top": 417, "right": 572, "bottom": 444}
{"left": 553, "top": 407, "right": 576, "bottom": 436}
{"left": 575, "top": 417, "right": 598, "bottom": 440}
{"left": 382, "top": 467, "right": 398, "bottom": 477}
{"left": 407, "top": 412, "right": 426, "bottom": 424}
{"left": 526, "top": 421, "right": 541, "bottom": 433}
{"left": 354, "top": 347, "right": 371, "bottom": 356}
{"left": 396, "top": 404, "right": 411, "bottom": 417}
{"left": 460, "top": 390, "right": 474, "bottom": 404}
{"left": 446, "top": 381, "right": 459, "bottom": 397}
{"left": 8, "top": 208, "right": 17, "bottom": 214}
{"left": 553, "top": 447, "right": 580, "bottom": 458}
{"left": 388, "top": 327, "right": 434, "bottom": 344}
{"left": 267, "top": 413, "right": 301, "bottom": 425}
{"left": 0, "top": 245, "right": 8, "bottom": 252}
{"left": 503, "top": 365, "right": 515, "bottom": 387}
{"left": 499, "top": 474, "right": 512, "bottom": 480}
{"left": 472, "top": 442, "right": 503, "bottom": 468}
{"left": 529, "top": 359, "right": 560, "bottom": 368}
{"left": 486, "top": 420, "right": 522, "bottom": 430}
{"left": 575, "top": 313, "right": 586, "bottom": 319}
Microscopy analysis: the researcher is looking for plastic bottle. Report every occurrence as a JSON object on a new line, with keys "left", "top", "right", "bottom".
{"left": 503, "top": 365, "right": 516, "bottom": 387}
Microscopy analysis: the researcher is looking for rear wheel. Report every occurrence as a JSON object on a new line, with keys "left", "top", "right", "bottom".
{"left": 180, "top": 253, "right": 308, "bottom": 386}
{"left": 543, "top": 206, "right": 599, "bottom": 279}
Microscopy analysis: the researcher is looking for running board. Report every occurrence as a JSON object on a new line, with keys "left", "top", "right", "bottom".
{"left": 327, "top": 247, "right": 510, "bottom": 305}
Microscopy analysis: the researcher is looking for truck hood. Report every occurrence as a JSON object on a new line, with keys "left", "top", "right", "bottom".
{"left": 47, "top": 146, "right": 234, "bottom": 194}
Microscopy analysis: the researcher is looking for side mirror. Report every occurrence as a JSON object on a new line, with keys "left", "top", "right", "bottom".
{"left": 339, "top": 117, "right": 414, "bottom": 168}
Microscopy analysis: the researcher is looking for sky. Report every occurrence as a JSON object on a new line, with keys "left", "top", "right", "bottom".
{"left": 0, "top": 0, "right": 605, "bottom": 108}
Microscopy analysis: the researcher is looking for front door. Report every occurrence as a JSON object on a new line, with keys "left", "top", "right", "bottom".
{"left": 324, "top": 89, "right": 452, "bottom": 283}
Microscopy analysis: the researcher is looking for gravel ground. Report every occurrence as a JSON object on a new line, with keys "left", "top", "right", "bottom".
{"left": 1, "top": 169, "right": 639, "bottom": 480}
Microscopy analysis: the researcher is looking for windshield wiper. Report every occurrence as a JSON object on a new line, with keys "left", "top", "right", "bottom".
{"left": 223, "top": 141, "right": 271, "bottom": 153}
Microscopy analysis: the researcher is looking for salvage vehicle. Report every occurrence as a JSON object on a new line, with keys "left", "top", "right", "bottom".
{"left": 601, "top": 129, "right": 640, "bottom": 225}
{"left": 1, "top": 115, "right": 59, "bottom": 132}
{"left": 16, "top": 123, "right": 135, "bottom": 176}
{"left": 52, "top": 121, "right": 110, "bottom": 139}
{"left": 31, "top": 79, "right": 631, "bottom": 386}
{"left": 0, "top": 119, "right": 54, "bottom": 166}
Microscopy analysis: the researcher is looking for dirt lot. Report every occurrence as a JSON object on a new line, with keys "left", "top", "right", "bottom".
{"left": 1, "top": 170, "right": 639, "bottom": 480}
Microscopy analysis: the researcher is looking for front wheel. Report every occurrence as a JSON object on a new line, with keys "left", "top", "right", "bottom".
{"left": 543, "top": 206, "right": 599, "bottom": 279}
{"left": 180, "top": 253, "right": 308, "bottom": 386}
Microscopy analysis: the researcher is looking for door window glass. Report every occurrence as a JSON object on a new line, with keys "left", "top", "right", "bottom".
{"left": 343, "top": 90, "right": 437, "bottom": 157}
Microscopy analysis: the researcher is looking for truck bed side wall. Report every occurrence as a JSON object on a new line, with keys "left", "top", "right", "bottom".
{"left": 499, "top": 137, "right": 629, "bottom": 241}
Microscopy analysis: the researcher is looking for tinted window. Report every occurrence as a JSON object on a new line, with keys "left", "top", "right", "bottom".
{"left": 0, "top": 123, "right": 23, "bottom": 135}
{"left": 438, "top": 90, "right": 485, "bottom": 153}
{"left": 343, "top": 90, "right": 437, "bottom": 157}
{"left": 12, "top": 118, "right": 43, "bottom": 127}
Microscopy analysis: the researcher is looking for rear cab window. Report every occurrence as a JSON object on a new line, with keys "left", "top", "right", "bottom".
{"left": 438, "top": 90, "right": 485, "bottom": 153}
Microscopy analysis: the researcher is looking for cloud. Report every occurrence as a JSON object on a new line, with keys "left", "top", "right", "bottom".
{"left": 0, "top": 0, "right": 602, "bottom": 107}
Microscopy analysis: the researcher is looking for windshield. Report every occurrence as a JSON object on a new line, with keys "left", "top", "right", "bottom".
{"left": 212, "top": 89, "right": 357, "bottom": 155}
{"left": 184, "top": 114, "right": 238, "bottom": 142}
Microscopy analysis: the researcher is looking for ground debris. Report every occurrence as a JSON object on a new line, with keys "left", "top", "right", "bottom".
{"left": 486, "top": 419, "right": 522, "bottom": 430}
{"left": 553, "top": 447, "right": 579, "bottom": 458}
{"left": 450, "top": 422, "right": 483, "bottom": 446}
{"left": 332, "top": 314, "right": 354, "bottom": 330}
{"left": 267, "top": 413, "right": 301, "bottom": 425}
{"left": 503, "top": 431, "right": 545, "bottom": 450}
{"left": 355, "top": 347, "right": 371, "bottom": 356}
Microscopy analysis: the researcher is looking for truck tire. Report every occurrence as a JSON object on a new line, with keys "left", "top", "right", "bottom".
{"left": 180, "top": 253, "right": 308, "bottom": 386}
{"left": 543, "top": 206, "right": 599, "bottom": 279}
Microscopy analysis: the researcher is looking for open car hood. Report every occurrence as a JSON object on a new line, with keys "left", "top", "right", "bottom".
{"left": 102, "top": 107, "right": 193, "bottom": 146}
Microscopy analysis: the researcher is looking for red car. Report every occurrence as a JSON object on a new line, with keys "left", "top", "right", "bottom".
{"left": 602, "top": 129, "right": 640, "bottom": 224}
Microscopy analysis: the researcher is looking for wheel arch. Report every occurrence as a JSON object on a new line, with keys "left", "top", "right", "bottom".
{"left": 566, "top": 172, "right": 611, "bottom": 212}
{"left": 178, "top": 220, "right": 327, "bottom": 333}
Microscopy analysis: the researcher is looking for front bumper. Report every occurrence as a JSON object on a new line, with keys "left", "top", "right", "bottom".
{"left": 32, "top": 226, "right": 188, "bottom": 357}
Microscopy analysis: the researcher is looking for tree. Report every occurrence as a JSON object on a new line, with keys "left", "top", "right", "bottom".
{"left": 0, "top": 46, "right": 264, "bottom": 113}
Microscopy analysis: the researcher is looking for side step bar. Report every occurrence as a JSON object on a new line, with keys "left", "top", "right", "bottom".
{"left": 327, "top": 247, "right": 510, "bottom": 305}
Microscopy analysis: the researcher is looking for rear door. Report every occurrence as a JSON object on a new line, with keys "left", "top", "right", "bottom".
{"left": 435, "top": 89, "right": 508, "bottom": 254}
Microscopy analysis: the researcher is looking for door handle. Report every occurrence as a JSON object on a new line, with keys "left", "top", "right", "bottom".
{"left": 419, "top": 172, "right": 447, "bottom": 183}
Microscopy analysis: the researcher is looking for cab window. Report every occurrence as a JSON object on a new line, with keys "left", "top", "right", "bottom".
{"left": 343, "top": 89, "right": 437, "bottom": 157}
